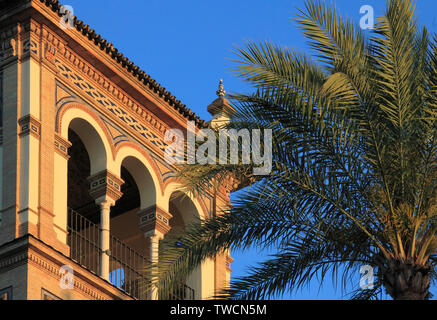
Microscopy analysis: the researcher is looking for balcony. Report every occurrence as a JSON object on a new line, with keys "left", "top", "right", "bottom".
{"left": 67, "top": 208, "right": 195, "bottom": 300}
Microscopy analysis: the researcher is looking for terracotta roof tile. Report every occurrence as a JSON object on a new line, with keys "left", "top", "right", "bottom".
{"left": 39, "top": 0, "right": 207, "bottom": 128}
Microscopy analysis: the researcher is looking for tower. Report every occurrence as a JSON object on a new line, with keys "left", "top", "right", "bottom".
{"left": 0, "top": 0, "right": 232, "bottom": 300}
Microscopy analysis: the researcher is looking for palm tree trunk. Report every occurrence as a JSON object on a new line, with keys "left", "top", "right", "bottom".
{"left": 380, "top": 259, "right": 431, "bottom": 300}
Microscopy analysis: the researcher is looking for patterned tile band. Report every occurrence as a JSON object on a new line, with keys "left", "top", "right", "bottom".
{"left": 55, "top": 58, "right": 168, "bottom": 153}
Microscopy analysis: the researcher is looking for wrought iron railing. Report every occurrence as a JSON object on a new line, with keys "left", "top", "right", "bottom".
{"left": 67, "top": 208, "right": 101, "bottom": 274}
{"left": 165, "top": 283, "right": 196, "bottom": 300}
{"left": 108, "top": 234, "right": 149, "bottom": 299}
{"left": 67, "top": 208, "right": 195, "bottom": 300}
{"left": 67, "top": 208, "right": 149, "bottom": 299}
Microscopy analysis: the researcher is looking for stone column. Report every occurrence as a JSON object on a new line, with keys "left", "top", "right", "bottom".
{"left": 97, "top": 197, "right": 114, "bottom": 280}
{"left": 137, "top": 205, "right": 172, "bottom": 300}
{"left": 146, "top": 231, "right": 163, "bottom": 300}
{"left": 88, "top": 170, "right": 124, "bottom": 280}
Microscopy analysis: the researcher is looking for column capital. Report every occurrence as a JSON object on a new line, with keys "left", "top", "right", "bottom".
{"left": 18, "top": 114, "right": 41, "bottom": 139}
{"left": 137, "top": 205, "right": 173, "bottom": 237}
{"left": 54, "top": 132, "right": 72, "bottom": 160}
{"left": 145, "top": 231, "right": 164, "bottom": 241}
{"left": 95, "top": 197, "right": 115, "bottom": 212}
{"left": 87, "top": 169, "right": 124, "bottom": 204}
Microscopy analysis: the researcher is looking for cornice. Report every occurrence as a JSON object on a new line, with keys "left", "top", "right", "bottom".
{"left": 18, "top": 114, "right": 41, "bottom": 139}
{"left": 26, "top": 251, "right": 108, "bottom": 300}
{"left": 46, "top": 34, "right": 170, "bottom": 138}
{"left": 0, "top": 235, "right": 134, "bottom": 300}
{"left": 0, "top": 24, "right": 18, "bottom": 64}
{"left": 54, "top": 132, "right": 71, "bottom": 159}
{"left": 32, "top": 0, "right": 207, "bottom": 129}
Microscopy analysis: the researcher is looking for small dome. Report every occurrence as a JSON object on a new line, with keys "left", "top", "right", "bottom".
{"left": 207, "top": 79, "right": 234, "bottom": 116}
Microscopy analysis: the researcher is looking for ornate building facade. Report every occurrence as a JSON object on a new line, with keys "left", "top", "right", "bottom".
{"left": 0, "top": 0, "right": 233, "bottom": 300}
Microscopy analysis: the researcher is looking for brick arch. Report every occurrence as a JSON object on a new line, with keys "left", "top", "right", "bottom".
{"left": 163, "top": 182, "right": 208, "bottom": 221}
{"left": 164, "top": 184, "right": 212, "bottom": 299}
{"left": 57, "top": 102, "right": 116, "bottom": 174}
{"left": 114, "top": 142, "right": 164, "bottom": 208}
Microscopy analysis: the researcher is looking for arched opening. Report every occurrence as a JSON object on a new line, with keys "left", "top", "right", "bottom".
{"left": 110, "top": 155, "right": 156, "bottom": 250}
{"left": 66, "top": 122, "right": 152, "bottom": 297}
{"left": 67, "top": 135, "right": 143, "bottom": 223}
{"left": 165, "top": 191, "right": 202, "bottom": 299}
{"left": 109, "top": 161, "right": 148, "bottom": 256}
{"left": 168, "top": 191, "right": 199, "bottom": 235}
{"left": 54, "top": 108, "right": 113, "bottom": 249}
{"left": 67, "top": 128, "right": 99, "bottom": 221}
{"left": 68, "top": 118, "right": 107, "bottom": 175}
{"left": 108, "top": 155, "right": 157, "bottom": 298}
{"left": 66, "top": 119, "right": 109, "bottom": 277}
{"left": 121, "top": 156, "right": 156, "bottom": 209}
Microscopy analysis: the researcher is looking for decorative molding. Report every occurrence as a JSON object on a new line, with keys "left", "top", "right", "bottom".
{"left": 27, "top": 252, "right": 107, "bottom": 300}
{"left": 101, "top": 117, "right": 130, "bottom": 146}
{"left": 0, "top": 24, "right": 18, "bottom": 43}
{"left": 0, "top": 40, "right": 16, "bottom": 64}
{"left": 37, "top": 23, "right": 172, "bottom": 136}
{"left": 0, "top": 38, "right": 16, "bottom": 62}
{"left": 87, "top": 170, "right": 124, "bottom": 202}
{"left": 38, "top": 26, "right": 67, "bottom": 67}
{"left": 34, "top": 0, "right": 206, "bottom": 127}
{"left": 0, "top": 236, "right": 133, "bottom": 300}
{"left": 225, "top": 255, "right": 234, "bottom": 273}
{"left": 22, "top": 28, "right": 39, "bottom": 59}
{"left": 0, "top": 21, "right": 39, "bottom": 63}
{"left": 54, "top": 132, "right": 72, "bottom": 159}
{"left": 0, "top": 24, "right": 18, "bottom": 63}
{"left": 29, "top": 20, "right": 42, "bottom": 39}
{"left": 53, "top": 56, "right": 170, "bottom": 152}
{"left": 18, "top": 114, "right": 41, "bottom": 139}
{"left": 149, "top": 152, "right": 175, "bottom": 181}
{"left": 137, "top": 205, "right": 173, "bottom": 236}
{"left": 54, "top": 83, "right": 178, "bottom": 181}
{"left": 0, "top": 251, "right": 28, "bottom": 271}
{"left": 44, "top": 40, "right": 57, "bottom": 65}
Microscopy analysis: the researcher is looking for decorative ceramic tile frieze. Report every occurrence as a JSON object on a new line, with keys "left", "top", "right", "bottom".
{"left": 55, "top": 59, "right": 168, "bottom": 153}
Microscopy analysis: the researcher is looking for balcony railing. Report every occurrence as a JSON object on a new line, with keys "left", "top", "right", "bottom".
{"left": 109, "top": 234, "right": 149, "bottom": 299}
{"left": 67, "top": 208, "right": 195, "bottom": 300}
{"left": 164, "top": 283, "right": 196, "bottom": 300}
{"left": 67, "top": 208, "right": 101, "bottom": 274}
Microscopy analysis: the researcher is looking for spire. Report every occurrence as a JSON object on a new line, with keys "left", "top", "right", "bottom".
{"left": 216, "top": 79, "right": 226, "bottom": 97}
{"left": 207, "top": 79, "right": 234, "bottom": 129}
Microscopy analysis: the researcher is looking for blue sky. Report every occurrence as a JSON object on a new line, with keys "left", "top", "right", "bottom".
{"left": 64, "top": 0, "right": 437, "bottom": 299}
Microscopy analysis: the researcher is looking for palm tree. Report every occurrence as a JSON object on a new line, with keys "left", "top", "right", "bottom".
{"left": 156, "top": 0, "right": 437, "bottom": 300}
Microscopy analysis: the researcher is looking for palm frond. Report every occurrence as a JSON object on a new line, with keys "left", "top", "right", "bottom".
{"left": 156, "top": 0, "right": 437, "bottom": 300}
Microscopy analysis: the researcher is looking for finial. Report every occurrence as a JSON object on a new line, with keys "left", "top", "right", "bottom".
{"left": 216, "top": 79, "right": 226, "bottom": 97}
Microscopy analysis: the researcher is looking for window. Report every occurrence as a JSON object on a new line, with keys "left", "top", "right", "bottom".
{"left": 0, "top": 287, "right": 12, "bottom": 300}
